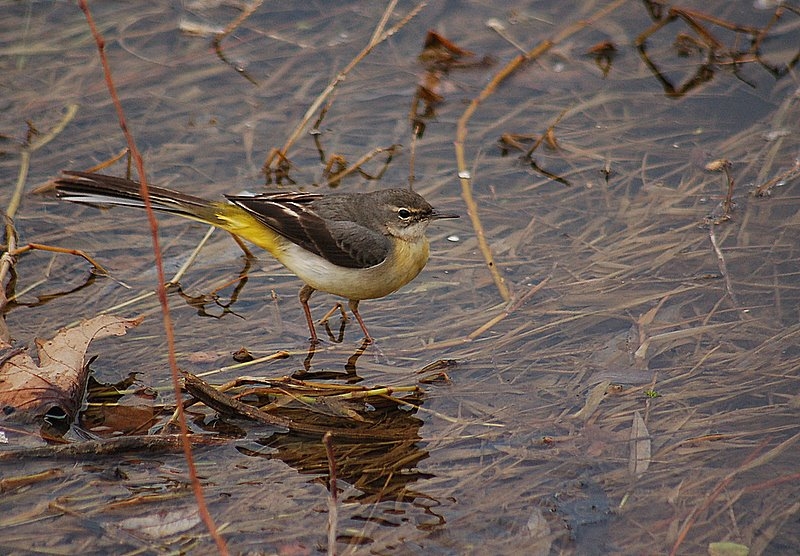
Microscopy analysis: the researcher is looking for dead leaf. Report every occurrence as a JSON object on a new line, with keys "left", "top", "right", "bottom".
{"left": 0, "top": 315, "right": 142, "bottom": 424}
{"left": 525, "top": 507, "right": 552, "bottom": 556}
{"left": 629, "top": 410, "right": 651, "bottom": 477}
{"left": 118, "top": 507, "right": 201, "bottom": 538}
{"left": 572, "top": 380, "right": 610, "bottom": 420}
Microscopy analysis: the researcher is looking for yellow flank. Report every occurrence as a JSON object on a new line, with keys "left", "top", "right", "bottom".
{"left": 211, "top": 202, "right": 289, "bottom": 255}
{"left": 210, "top": 202, "right": 431, "bottom": 301}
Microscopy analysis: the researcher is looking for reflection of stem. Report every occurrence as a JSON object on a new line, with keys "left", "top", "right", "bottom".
{"left": 344, "top": 339, "right": 370, "bottom": 373}
{"left": 323, "top": 431, "right": 338, "bottom": 556}
{"left": 325, "top": 144, "right": 399, "bottom": 186}
{"left": 721, "top": 164, "right": 735, "bottom": 219}
{"left": 708, "top": 225, "right": 740, "bottom": 310}
{"left": 212, "top": 0, "right": 263, "bottom": 85}
{"left": 455, "top": 0, "right": 630, "bottom": 302}
{"left": 408, "top": 128, "right": 419, "bottom": 189}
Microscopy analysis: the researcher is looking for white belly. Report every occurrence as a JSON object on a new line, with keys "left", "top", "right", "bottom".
{"left": 275, "top": 238, "right": 430, "bottom": 300}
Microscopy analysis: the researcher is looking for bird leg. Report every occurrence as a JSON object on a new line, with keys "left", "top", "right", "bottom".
{"left": 299, "top": 286, "right": 372, "bottom": 344}
{"left": 348, "top": 299, "right": 373, "bottom": 344}
{"left": 298, "top": 284, "right": 319, "bottom": 344}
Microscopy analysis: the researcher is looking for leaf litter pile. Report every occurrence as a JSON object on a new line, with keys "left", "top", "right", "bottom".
{"left": 2, "top": 1, "right": 800, "bottom": 554}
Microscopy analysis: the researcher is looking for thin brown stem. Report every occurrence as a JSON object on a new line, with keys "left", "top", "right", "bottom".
{"left": 76, "top": 2, "right": 228, "bottom": 554}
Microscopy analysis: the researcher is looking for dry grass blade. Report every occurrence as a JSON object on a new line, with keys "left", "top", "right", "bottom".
{"left": 708, "top": 224, "right": 740, "bottom": 309}
{"left": 753, "top": 86, "right": 800, "bottom": 195}
{"left": 0, "top": 469, "right": 64, "bottom": 493}
{"left": 572, "top": 380, "right": 611, "bottom": 421}
{"left": 8, "top": 243, "right": 108, "bottom": 277}
{"left": 5, "top": 2, "right": 799, "bottom": 553}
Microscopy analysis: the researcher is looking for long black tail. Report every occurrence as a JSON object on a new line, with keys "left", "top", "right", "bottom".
{"left": 55, "top": 171, "right": 221, "bottom": 224}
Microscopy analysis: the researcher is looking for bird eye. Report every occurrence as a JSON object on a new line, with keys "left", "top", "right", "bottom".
{"left": 397, "top": 208, "right": 412, "bottom": 220}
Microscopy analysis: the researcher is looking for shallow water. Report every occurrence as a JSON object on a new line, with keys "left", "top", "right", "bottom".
{"left": 2, "top": 1, "right": 799, "bottom": 554}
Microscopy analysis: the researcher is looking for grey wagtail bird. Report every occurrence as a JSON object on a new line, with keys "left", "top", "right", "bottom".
{"left": 54, "top": 171, "right": 458, "bottom": 344}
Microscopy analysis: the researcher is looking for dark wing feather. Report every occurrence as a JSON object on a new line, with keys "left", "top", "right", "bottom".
{"left": 323, "top": 221, "right": 391, "bottom": 268}
{"left": 226, "top": 193, "right": 390, "bottom": 269}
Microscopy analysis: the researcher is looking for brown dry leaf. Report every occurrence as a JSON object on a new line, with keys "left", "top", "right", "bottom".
{"left": 525, "top": 507, "right": 553, "bottom": 556}
{"left": 629, "top": 410, "right": 651, "bottom": 477}
{"left": 0, "top": 315, "right": 142, "bottom": 423}
{"left": 572, "top": 380, "right": 610, "bottom": 421}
